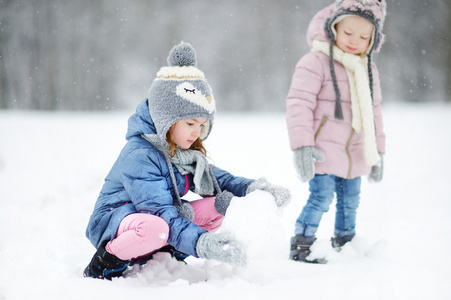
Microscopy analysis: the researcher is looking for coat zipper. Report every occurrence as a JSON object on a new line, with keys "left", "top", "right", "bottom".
{"left": 314, "top": 116, "right": 328, "bottom": 142}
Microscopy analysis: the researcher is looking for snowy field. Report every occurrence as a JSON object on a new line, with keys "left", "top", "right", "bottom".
{"left": 1, "top": 102, "right": 450, "bottom": 299}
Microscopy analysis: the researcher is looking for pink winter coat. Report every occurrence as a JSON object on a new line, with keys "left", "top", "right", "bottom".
{"left": 286, "top": 5, "right": 385, "bottom": 180}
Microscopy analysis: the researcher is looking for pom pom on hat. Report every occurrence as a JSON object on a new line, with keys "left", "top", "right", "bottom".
{"left": 157, "top": 42, "right": 205, "bottom": 80}
{"left": 167, "top": 42, "right": 197, "bottom": 67}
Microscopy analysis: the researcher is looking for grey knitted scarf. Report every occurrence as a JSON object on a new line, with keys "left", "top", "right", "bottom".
{"left": 141, "top": 133, "right": 221, "bottom": 197}
{"left": 170, "top": 149, "right": 215, "bottom": 195}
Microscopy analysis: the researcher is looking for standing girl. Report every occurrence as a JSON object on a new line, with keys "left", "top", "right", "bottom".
{"left": 286, "top": 0, "right": 386, "bottom": 262}
{"left": 83, "top": 42, "right": 290, "bottom": 279}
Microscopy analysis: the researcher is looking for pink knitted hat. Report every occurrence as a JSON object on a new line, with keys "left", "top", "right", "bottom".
{"left": 325, "top": 0, "right": 387, "bottom": 53}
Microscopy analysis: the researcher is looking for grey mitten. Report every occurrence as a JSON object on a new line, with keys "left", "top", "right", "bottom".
{"left": 196, "top": 232, "right": 247, "bottom": 266}
{"left": 246, "top": 177, "right": 291, "bottom": 207}
{"left": 293, "top": 146, "right": 324, "bottom": 182}
{"left": 368, "top": 154, "right": 383, "bottom": 183}
{"left": 214, "top": 190, "right": 234, "bottom": 216}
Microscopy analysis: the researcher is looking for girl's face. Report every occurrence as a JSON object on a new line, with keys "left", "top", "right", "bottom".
{"left": 170, "top": 117, "right": 208, "bottom": 149}
{"left": 335, "top": 16, "right": 374, "bottom": 55}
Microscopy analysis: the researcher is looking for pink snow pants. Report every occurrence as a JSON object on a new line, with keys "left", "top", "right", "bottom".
{"left": 105, "top": 197, "right": 224, "bottom": 260}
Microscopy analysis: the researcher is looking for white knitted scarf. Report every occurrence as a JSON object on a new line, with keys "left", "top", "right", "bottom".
{"left": 312, "top": 40, "right": 380, "bottom": 166}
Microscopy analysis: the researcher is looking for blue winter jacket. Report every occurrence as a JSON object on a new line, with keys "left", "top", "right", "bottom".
{"left": 85, "top": 99, "right": 254, "bottom": 257}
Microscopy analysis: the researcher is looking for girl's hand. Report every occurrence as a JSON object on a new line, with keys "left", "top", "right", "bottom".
{"left": 196, "top": 232, "right": 247, "bottom": 266}
{"left": 246, "top": 177, "right": 291, "bottom": 207}
{"left": 293, "top": 146, "right": 324, "bottom": 182}
{"left": 368, "top": 154, "right": 383, "bottom": 183}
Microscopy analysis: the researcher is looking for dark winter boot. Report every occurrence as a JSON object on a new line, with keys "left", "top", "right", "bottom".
{"left": 290, "top": 234, "right": 316, "bottom": 262}
{"left": 331, "top": 234, "right": 355, "bottom": 251}
{"left": 129, "top": 245, "right": 189, "bottom": 266}
{"left": 83, "top": 241, "right": 129, "bottom": 280}
{"left": 165, "top": 245, "right": 190, "bottom": 262}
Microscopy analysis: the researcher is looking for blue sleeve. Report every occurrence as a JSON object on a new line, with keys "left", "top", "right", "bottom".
{"left": 121, "top": 148, "right": 206, "bottom": 257}
{"left": 211, "top": 165, "right": 255, "bottom": 197}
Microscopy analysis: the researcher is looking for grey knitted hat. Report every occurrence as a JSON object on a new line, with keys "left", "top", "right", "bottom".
{"left": 148, "top": 42, "right": 215, "bottom": 146}
{"left": 145, "top": 42, "right": 233, "bottom": 221}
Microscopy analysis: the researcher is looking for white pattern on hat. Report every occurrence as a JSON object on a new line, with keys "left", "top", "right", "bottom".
{"left": 156, "top": 66, "right": 205, "bottom": 79}
{"left": 176, "top": 82, "right": 215, "bottom": 113}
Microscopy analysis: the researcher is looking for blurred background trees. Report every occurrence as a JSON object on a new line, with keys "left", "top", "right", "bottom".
{"left": 0, "top": 0, "right": 449, "bottom": 111}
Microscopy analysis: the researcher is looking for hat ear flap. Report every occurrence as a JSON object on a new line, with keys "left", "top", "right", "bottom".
{"left": 199, "top": 120, "right": 211, "bottom": 140}
{"left": 374, "top": 32, "right": 385, "bottom": 52}
{"left": 168, "top": 42, "right": 197, "bottom": 67}
{"left": 324, "top": 17, "right": 333, "bottom": 40}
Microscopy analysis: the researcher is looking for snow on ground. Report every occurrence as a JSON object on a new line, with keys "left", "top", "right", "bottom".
{"left": 0, "top": 103, "right": 450, "bottom": 299}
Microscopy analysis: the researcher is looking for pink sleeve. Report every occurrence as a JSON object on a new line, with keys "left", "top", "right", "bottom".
{"left": 286, "top": 53, "right": 324, "bottom": 151}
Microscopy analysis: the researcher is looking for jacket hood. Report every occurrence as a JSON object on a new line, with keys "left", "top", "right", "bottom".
{"left": 306, "top": 4, "right": 335, "bottom": 48}
{"left": 125, "top": 99, "right": 157, "bottom": 140}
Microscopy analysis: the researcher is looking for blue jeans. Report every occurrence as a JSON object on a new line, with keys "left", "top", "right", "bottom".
{"left": 295, "top": 174, "right": 361, "bottom": 237}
